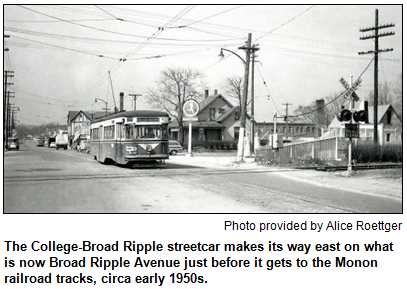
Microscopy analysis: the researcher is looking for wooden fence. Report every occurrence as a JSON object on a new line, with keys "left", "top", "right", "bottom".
{"left": 255, "top": 136, "right": 348, "bottom": 163}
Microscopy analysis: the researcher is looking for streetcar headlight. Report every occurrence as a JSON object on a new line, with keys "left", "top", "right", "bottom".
{"left": 126, "top": 145, "right": 138, "bottom": 155}
{"left": 146, "top": 144, "right": 153, "bottom": 152}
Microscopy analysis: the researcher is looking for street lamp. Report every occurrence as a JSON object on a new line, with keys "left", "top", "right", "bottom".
{"left": 95, "top": 98, "right": 108, "bottom": 116}
{"left": 218, "top": 48, "right": 246, "bottom": 65}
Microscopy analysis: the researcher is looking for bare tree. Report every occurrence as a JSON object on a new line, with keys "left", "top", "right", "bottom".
{"left": 393, "top": 73, "right": 402, "bottom": 119}
{"left": 223, "top": 76, "right": 243, "bottom": 107}
{"left": 367, "top": 81, "right": 393, "bottom": 106}
{"left": 147, "top": 67, "right": 204, "bottom": 144}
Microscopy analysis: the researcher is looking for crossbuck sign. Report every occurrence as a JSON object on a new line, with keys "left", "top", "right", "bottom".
{"left": 339, "top": 77, "right": 362, "bottom": 101}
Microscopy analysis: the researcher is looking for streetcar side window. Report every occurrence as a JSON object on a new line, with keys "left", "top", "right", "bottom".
{"left": 104, "top": 125, "right": 115, "bottom": 139}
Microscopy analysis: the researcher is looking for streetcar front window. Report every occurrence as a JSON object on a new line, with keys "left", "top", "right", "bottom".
{"left": 136, "top": 125, "right": 168, "bottom": 139}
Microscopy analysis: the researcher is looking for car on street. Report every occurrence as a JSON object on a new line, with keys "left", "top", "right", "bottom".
{"left": 49, "top": 142, "right": 56, "bottom": 148}
{"left": 168, "top": 140, "right": 183, "bottom": 156}
{"left": 7, "top": 138, "right": 20, "bottom": 150}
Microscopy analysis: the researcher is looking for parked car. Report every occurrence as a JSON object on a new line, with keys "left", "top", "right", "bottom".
{"left": 168, "top": 140, "right": 183, "bottom": 156}
{"left": 49, "top": 142, "right": 56, "bottom": 148}
{"left": 7, "top": 138, "right": 20, "bottom": 150}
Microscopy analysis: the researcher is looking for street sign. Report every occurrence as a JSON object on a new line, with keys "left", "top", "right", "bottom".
{"left": 345, "top": 123, "right": 360, "bottom": 138}
{"left": 183, "top": 117, "right": 198, "bottom": 122}
{"left": 183, "top": 99, "right": 200, "bottom": 118}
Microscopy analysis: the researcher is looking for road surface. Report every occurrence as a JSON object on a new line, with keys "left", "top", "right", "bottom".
{"left": 3, "top": 141, "right": 402, "bottom": 213}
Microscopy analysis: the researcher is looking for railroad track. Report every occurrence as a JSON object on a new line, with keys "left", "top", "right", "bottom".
{"left": 4, "top": 167, "right": 293, "bottom": 183}
{"left": 296, "top": 163, "right": 403, "bottom": 171}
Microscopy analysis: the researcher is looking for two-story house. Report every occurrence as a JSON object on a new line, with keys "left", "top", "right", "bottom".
{"left": 169, "top": 90, "right": 243, "bottom": 145}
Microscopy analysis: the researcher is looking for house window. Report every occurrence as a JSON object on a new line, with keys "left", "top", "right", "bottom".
{"left": 218, "top": 108, "right": 226, "bottom": 114}
{"left": 296, "top": 127, "right": 299, "bottom": 133}
{"left": 210, "top": 108, "right": 216, "bottom": 120}
{"left": 387, "top": 111, "right": 392, "bottom": 124}
{"left": 234, "top": 127, "right": 240, "bottom": 140}
{"left": 300, "top": 127, "right": 304, "bottom": 133}
{"left": 386, "top": 133, "right": 391, "bottom": 142}
{"left": 307, "top": 126, "right": 311, "bottom": 132}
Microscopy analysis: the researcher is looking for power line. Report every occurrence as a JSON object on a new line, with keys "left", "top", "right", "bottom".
{"left": 5, "top": 26, "right": 242, "bottom": 47}
{"left": 256, "top": 5, "right": 315, "bottom": 41}
{"left": 9, "top": 34, "right": 119, "bottom": 59}
{"left": 176, "top": 5, "right": 244, "bottom": 28}
{"left": 17, "top": 5, "right": 236, "bottom": 43}
{"left": 288, "top": 56, "right": 374, "bottom": 118}
{"left": 255, "top": 64, "right": 280, "bottom": 115}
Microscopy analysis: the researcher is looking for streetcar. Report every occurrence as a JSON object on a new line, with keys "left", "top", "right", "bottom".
{"left": 90, "top": 110, "right": 170, "bottom": 167}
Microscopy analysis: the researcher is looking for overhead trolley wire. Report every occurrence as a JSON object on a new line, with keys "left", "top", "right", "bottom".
{"left": 17, "top": 5, "right": 236, "bottom": 43}
{"left": 255, "top": 5, "right": 316, "bottom": 42}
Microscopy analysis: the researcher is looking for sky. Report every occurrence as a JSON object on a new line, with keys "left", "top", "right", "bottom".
{"left": 3, "top": 4, "right": 402, "bottom": 125}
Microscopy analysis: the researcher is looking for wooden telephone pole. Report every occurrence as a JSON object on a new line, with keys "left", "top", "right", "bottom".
{"left": 282, "top": 103, "right": 292, "bottom": 141}
{"left": 359, "top": 9, "right": 395, "bottom": 145}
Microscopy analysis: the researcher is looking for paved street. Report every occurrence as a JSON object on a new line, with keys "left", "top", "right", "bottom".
{"left": 3, "top": 141, "right": 402, "bottom": 213}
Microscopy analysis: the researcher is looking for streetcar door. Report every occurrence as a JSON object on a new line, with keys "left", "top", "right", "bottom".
{"left": 98, "top": 125, "right": 102, "bottom": 161}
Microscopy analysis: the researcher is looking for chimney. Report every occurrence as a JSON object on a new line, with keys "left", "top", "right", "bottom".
{"left": 316, "top": 99, "right": 325, "bottom": 128}
{"left": 120, "top": 92, "right": 124, "bottom": 111}
{"left": 214, "top": 89, "right": 218, "bottom": 95}
{"left": 204, "top": 90, "right": 209, "bottom": 98}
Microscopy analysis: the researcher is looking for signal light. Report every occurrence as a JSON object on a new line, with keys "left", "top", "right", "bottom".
{"left": 353, "top": 110, "right": 368, "bottom": 123}
{"left": 337, "top": 109, "right": 352, "bottom": 122}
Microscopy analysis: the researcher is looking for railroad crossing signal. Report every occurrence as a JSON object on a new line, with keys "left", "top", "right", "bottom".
{"left": 338, "top": 109, "right": 352, "bottom": 122}
{"left": 353, "top": 110, "right": 368, "bottom": 123}
{"left": 339, "top": 77, "right": 362, "bottom": 101}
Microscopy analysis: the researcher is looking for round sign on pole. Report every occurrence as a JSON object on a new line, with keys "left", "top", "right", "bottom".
{"left": 183, "top": 99, "right": 200, "bottom": 118}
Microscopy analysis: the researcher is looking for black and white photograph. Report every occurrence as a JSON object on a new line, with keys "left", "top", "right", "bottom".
{"left": 3, "top": 4, "right": 402, "bottom": 213}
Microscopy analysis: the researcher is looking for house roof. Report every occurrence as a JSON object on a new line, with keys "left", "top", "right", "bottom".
{"left": 68, "top": 111, "right": 106, "bottom": 122}
{"left": 198, "top": 93, "right": 234, "bottom": 114}
{"left": 169, "top": 120, "right": 224, "bottom": 129}
{"left": 329, "top": 104, "right": 399, "bottom": 128}
{"left": 217, "top": 106, "right": 239, "bottom": 122}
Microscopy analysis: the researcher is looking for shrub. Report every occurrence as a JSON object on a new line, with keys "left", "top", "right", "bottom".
{"left": 353, "top": 143, "right": 402, "bottom": 163}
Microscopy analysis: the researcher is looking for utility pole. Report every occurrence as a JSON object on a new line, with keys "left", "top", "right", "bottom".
{"left": 359, "top": 9, "right": 395, "bottom": 145}
{"left": 282, "top": 103, "right": 292, "bottom": 141}
{"left": 348, "top": 76, "right": 355, "bottom": 173}
{"left": 250, "top": 45, "right": 259, "bottom": 155}
{"left": 4, "top": 71, "right": 14, "bottom": 148}
{"left": 236, "top": 33, "right": 252, "bottom": 161}
{"left": 129, "top": 93, "right": 142, "bottom": 111}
